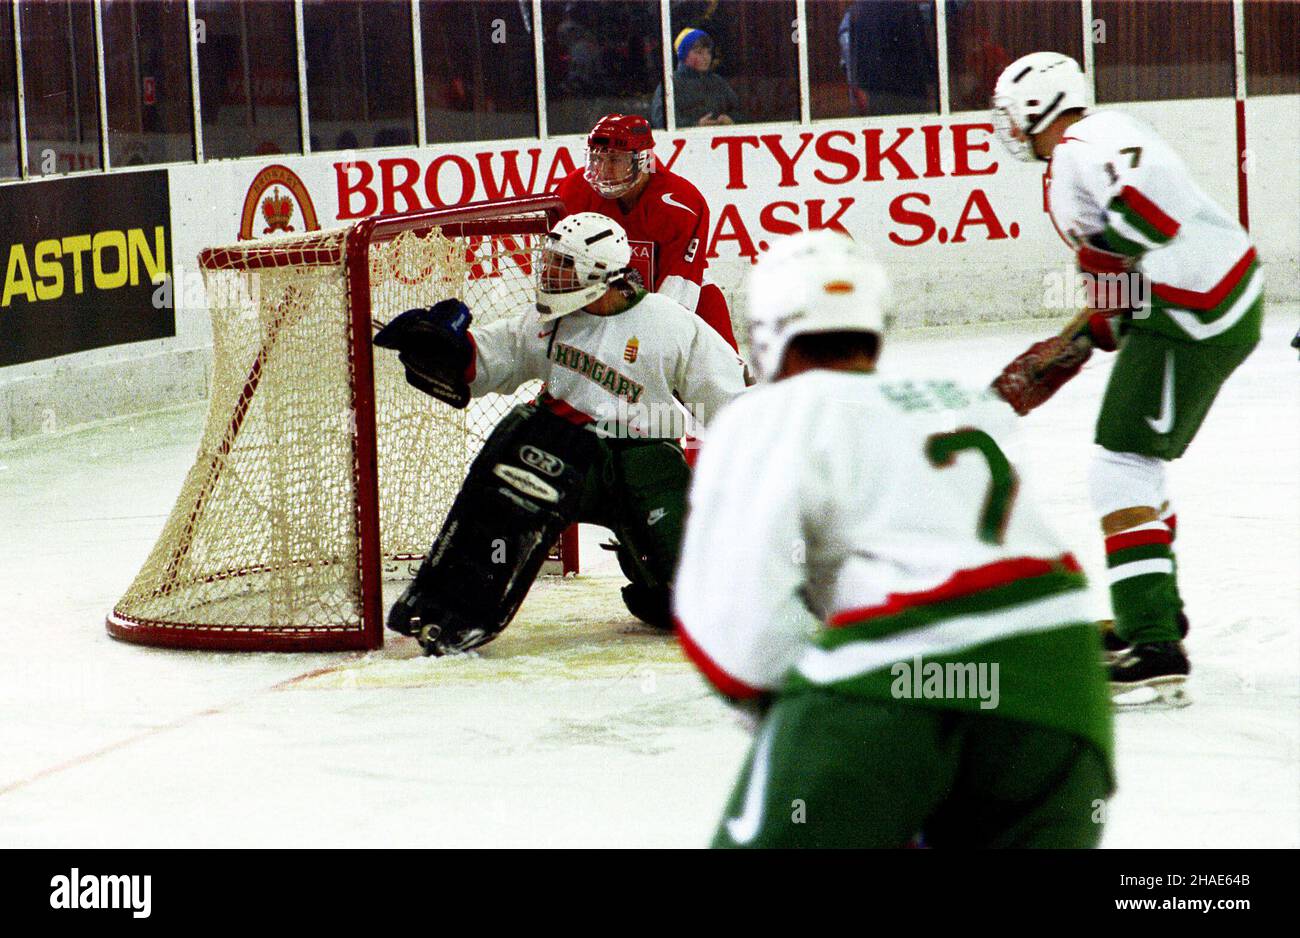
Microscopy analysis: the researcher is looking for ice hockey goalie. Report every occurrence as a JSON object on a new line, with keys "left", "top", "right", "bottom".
{"left": 375, "top": 212, "right": 748, "bottom": 655}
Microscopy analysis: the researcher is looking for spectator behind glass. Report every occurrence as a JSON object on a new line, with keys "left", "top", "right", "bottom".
{"left": 838, "top": 0, "right": 937, "bottom": 116}
{"left": 951, "top": 22, "right": 1012, "bottom": 112}
{"left": 651, "top": 28, "right": 741, "bottom": 128}
{"left": 557, "top": 11, "right": 606, "bottom": 96}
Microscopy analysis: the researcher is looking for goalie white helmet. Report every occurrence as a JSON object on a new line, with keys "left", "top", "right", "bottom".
{"left": 535, "top": 212, "right": 632, "bottom": 321}
{"left": 745, "top": 229, "right": 890, "bottom": 383}
{"left": 992, "top": 52, "right": 1089, "bottom": 162}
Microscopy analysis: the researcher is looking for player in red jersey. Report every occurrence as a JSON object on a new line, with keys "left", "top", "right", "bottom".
{"left": 554, "top": 113, "right": 738, "bottom": 350}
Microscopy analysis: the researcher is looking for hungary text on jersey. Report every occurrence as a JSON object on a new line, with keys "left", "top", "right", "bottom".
{"left": 466, "top": 291, "right": 747, "bottom": 437}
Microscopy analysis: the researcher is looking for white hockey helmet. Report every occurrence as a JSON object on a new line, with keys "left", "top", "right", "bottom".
{"left": 992, "top": 52, "right": 1088, "bottom": 162}
{"left": 745, "top": 229, "right": 890, "bottom": 383}
{"left": 535, "top": 212, "right": 632, "bottom": 321}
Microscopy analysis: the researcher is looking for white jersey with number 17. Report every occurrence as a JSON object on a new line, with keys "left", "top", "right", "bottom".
{"left": 1047, "top": 109, "right": 1261, "bottom": 345}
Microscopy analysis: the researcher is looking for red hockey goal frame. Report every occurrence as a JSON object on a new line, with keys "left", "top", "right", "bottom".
{"left": 107, "top": 195, "right": 568, "bottom": 652}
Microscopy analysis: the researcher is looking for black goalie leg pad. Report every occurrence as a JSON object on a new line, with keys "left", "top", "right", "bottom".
{"left": 607, "top": 441, "right": 691, "bottom": 630}
{"left": 388, "top": 404, "right": 598, "bottom": 656}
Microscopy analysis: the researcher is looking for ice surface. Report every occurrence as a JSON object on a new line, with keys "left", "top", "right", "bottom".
{"left": 1, "top": 312, "right": 1296, "bottom": 848}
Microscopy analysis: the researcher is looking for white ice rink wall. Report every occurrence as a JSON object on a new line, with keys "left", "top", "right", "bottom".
{"left": 1, "top": 93, "right": 1296, "bottom": 440}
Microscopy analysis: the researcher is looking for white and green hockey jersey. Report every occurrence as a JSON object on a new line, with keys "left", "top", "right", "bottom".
{"left": 674, "top": 369, "right": 1112, "bottom": 759}
{"left": 468, "top": 291, "right": 748, "bottom": 436}
{"left": 1047, "top": 109, "right": 1262, "bottom": 346}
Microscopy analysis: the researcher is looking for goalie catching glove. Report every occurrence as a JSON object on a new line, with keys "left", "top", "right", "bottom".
{"left": 373, "top": 299, "right": 475, "bottom": 408}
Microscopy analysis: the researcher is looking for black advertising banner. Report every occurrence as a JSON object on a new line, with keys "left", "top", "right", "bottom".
{"left": 0, "top": 170, "right": 173, "bottom": 367}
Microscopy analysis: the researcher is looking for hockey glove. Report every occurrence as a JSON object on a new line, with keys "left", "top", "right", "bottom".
{"left": 992, "top": 334, "right": 1093, "bottom": 416}
{"left": 1086, "top": 311, "right": 1122, "bottom": 352}
{"left": 1077, "top": 238, "right": 1140, "bottom": 351}
{"left": 374, "top": 299, "right": 475, "bottom": 408}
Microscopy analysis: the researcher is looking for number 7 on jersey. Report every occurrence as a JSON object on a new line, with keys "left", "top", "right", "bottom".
{"left": 925, "top": 428, "right": 1020, "bottom": 545}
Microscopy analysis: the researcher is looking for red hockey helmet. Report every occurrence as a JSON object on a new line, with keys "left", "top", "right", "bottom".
{"left": 585, "top": 114, "right": 656, "bottom": 199}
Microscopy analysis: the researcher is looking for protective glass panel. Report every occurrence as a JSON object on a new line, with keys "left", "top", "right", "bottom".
{"left": 304, "top": 0, "right": 416, "bottom": 152}
{"left": 1093, "top": 0, "right": 1233, "bottom": 102}
{"left": 663, "top": 0, "right": 800, "bottom": 127}
{"left": 103, "top": 0, "right": 195, "bottom": 166}
{"left": 19, "top": 0, "right": 101, "bottom": 175}
{"left": 197, "top": 0, "right": 303, "bottom": 159}
{"left": 542, "top": 0, "right": 662, "bottom": 136}
{"left": 0, "top": 1, "right": 18, "bottom": 178}
{"left": 946, "top": 0, "right": 1083, "bottom": 114}
{"left": 809, "top": 0, "right": 938, "bottom": 120}
{"left": 1245, "top": 0, "right": 1300, "bottom": 96}
{"left": 422, "top": 0, "right": 538, "bottom": 143}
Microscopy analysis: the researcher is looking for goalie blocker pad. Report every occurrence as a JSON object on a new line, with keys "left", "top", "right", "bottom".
{"left": 387, "top": 403, "right": 599, "bottom": 655}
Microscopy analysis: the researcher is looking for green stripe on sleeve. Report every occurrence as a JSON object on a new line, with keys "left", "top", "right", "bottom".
{"left": 1101, "top": 222, "right": 1148, "bottom": 258}
{"left": 1109, "top": 194, "right": 1173, "bottom": 245}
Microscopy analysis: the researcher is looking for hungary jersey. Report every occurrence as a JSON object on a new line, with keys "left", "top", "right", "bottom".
{"left": 1047, "top": 110, "right": 1262, "bottom": 347}
{"left": 467, "top": 291, "right": 747, "bottom": 437}
{"left": 675, "top": 369, "right": 1112, "bottom": 761}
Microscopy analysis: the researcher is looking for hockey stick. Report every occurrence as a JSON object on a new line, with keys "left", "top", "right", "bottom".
{"left": 1055, "top": 306, "right": 1095, "bottom": 342}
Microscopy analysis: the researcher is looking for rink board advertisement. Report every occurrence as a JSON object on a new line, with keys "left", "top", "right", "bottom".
{"left": 164, "top": 97, "right": 1252, "bottom": 340}
{"left": 0, "top": 170, "right": 173, "bottom": 367}
{"left": 165, "top": 113, "right": 1070, "bottom": 331}
{"left": 0, "top": 95, "right": 1290, "bottom": 377}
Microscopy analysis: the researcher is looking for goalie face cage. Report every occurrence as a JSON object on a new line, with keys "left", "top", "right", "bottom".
{"left": 107, "top": 195, "right": 566, "bottom": 651}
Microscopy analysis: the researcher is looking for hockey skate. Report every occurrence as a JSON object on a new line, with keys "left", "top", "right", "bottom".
{"left": 1099, "top": 613, "right": 1188, "bottom": 665}
{"left": 387, "top": 574, "right": 501, "bottom": 657}
{"left": 620, "top": 582, "right": 674, "bottom": 630}
{"left": 1109, "top": 640, "right": 1191, "bottom": 708}
{"left": 415, "top": 615, "right": 497, "bottom": 657}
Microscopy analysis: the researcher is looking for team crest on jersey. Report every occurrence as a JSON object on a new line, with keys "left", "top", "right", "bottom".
{"left": 624, "top": 337, "right": 639, "bottom": 363}
{"left": 628, "top": 240, "right": 655, "bottom": 290}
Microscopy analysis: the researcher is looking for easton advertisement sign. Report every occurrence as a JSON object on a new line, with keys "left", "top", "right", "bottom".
{"left": 0, "top": 170, "right": 173, "bottom": 367}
